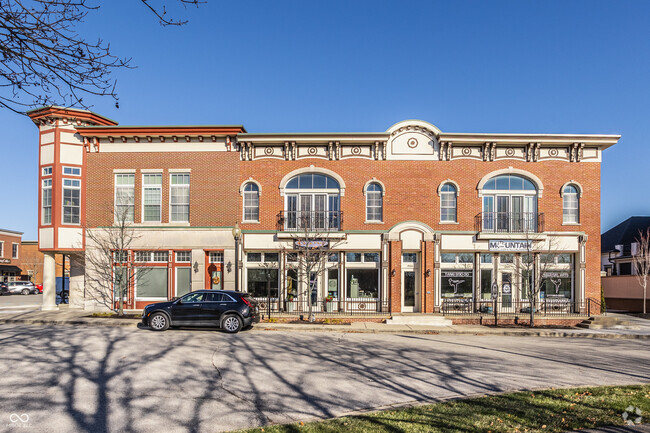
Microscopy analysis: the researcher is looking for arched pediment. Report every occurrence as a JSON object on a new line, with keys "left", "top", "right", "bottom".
{"left": 278, "top": 165, "right": 346, "bottom": 196}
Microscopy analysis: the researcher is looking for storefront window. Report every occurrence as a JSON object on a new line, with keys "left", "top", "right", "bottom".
{"left": 346, "top": 269, "right": 378, "bottom": 298}
{"left": 480, "top": 269, "right": 493, "bottom": 300}
{"left": 541, "top": 271, "right": 572, "bottom": 299}
{"left": 441, "top": 270, "right": 473, "bottom": 298}
{"left": 458, "top": 253, "right": 474, "bottom": 263}
{"left": 136, "top": 268, "right": 167, "bottom": 298}
{"left": 500, "top": 254, "right": 514, "bottom": 264}
{"left": 286, "top": 268, "right": 297, "bottom": 297}
{"left": 327, "top": 268, "right": 339, "bottom": 297}
{"left": 441, "top": 253, "right": 456, "bottom": 263}
{"left": 247, "top": 269, "right": 279, "bottom": 298}
{"left": 346, "top": 252, "right": 362, "bottom": 262}
{"left": 247, "top": 253, "right": 262, "bottom": 262}
{"left": 480, "top": 253, "right": 493, "bottom": 264}
{"left": 113, "top": 266, "right": 128, "bottom": 300}
{"left": 363, "top": 253, "right": 380, "bottom": 262}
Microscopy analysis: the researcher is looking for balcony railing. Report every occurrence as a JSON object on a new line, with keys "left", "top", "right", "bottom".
{"left": 475, "top": 212, "right": 544, "bottom": 233}
{"left": 277, "top": 210, "right": 343, "bottom": 232}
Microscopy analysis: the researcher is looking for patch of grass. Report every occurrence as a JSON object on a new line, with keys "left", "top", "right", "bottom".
{"left": 322, "top": 318, "right": 347, "bottom": 325}
{"left": 235, "top": 384, "right": 650, "bottom": 433}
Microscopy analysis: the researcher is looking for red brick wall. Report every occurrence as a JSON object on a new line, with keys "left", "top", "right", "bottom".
{"left": 241, "top": 159, "right": 601, "bottom": 300}
{"left": 0, "top": 233, "right": 21, "bottom": 266}
{"left": 85, "top": 152, "right": 240, "bottom": 227}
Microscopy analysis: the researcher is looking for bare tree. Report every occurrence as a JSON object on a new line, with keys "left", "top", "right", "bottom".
{"left": 0, "top": 0, "right": 203, "bottom": 114}
{"left": 512, "top": 231, "right": 564, "bottom": 327}
{"left": 633, "top": 228, "right": 650, "bottom": 315}
{"left": 77, "top": 206, "right": 143, "bottom": 316}
{"left": 282, "top": 212, "right": 343, "bottom": 322}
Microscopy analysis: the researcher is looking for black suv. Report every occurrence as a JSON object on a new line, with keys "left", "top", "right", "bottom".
{"left": 142, "top": 290, "right": 260, "bottom": 333}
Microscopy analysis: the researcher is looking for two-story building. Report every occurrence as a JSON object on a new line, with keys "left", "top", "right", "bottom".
{"left": 0, "top": 229, "right": 23, "bottom": 281}
{"left": 28, "top": 106, "right": 619, "bottom": 319}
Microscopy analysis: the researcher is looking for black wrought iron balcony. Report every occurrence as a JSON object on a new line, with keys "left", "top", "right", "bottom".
{"left": 474, "top": 212, "right": 544, "bottom": 233}
{"left": 277, "top": 210, "right": 343, "bottom": 232}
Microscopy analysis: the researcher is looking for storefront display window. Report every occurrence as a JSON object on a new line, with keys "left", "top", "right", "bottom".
{"left": 541, "top": 271, "right": 572, "bottom": 299}
{"left": 136, "top": 268, "right": 167, "bottom": 298}
{"left": 247, "top": 268, "right": 279, "bottom": 298}
{"left": 441, "top": 270, "right": 473, "bottom": 298}
{"left": 346, "top": 269, "right": 378, "bottom": 298}
{"left": 327, "top": 268, "right": 339, "bottom": 298}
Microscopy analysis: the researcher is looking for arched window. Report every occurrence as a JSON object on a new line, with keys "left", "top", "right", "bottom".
{"left": 440, "top": 184, "right": 457, "bottom": 222}
{"left": 284, "top": 173, "right": 341, "bottom": 231}
{"left": 366, "top": 183, "right": 383, "bottom": 222}
{"left": 243, "top": 183, "right": 259, "bottom": 222}
{"left": 562, "top": 184, "right": 579, "bottom": 223}
{"left": 480, "top": 174, "right": 538, "bottom": 232}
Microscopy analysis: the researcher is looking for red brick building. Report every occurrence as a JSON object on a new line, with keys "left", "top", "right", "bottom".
{"left": 28, "top": 107, "right": 619, "bottom": 318}
{"left": 0, "top": 229, "right": 23, "bottom": 281}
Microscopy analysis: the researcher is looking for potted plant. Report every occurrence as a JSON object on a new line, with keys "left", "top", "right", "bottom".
{"left": 325, "top": 294, "right": 335, "bottom": 312}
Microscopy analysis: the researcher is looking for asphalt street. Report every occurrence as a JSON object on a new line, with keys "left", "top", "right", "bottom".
{"left": 0, "top": 293, "right": 41, "bottom": 310}
{"left": 0, "top": 324, "right": 648, "bottom": 433}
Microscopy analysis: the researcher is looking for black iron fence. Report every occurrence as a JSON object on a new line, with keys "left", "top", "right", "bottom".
{"left": 252, "top": 296, "right": 390, "bottom": 316}
{"left": 474, "top": 212, "right": 544, "bottom": 233}
{"left": 442, "top": 297, "right": 599, "bottom": 317}
{"left": 277, "top": 210, "right": 343, "bottom": 232}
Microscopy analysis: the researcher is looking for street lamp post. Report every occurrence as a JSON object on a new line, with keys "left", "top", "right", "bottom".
{"left": 232, "top": 223, "right": 242, "bottom": 291}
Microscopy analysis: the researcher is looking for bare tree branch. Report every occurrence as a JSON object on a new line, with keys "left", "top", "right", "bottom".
{"left": 633, "top": 228, "right": 650, "bottom": 315}
{"left": 0, "top": 0, "right": 204, "bottom": 114}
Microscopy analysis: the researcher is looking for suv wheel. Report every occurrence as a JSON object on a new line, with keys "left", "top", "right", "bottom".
{"left": 149, "top": 312, "right": 170, "bottom": 331}
{"left": 222, "top": 315, "right": 243, "bottom": 334}
{"left": 21, "top": 289, "right": 30, "bottom": 296}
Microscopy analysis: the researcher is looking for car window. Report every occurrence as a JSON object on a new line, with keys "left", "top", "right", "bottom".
{"left": 204, "top": 292, "right": 224, "bottom": 302}
{"left": 223, "top": 294, "right": 236, "bottom": 302}
{"left": 181, "top": 292, "right": 204, "bottom": 303}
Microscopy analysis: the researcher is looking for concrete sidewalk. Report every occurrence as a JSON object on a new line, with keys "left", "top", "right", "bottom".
{"left": 1, "top": 308, "right": 650, "bottom": 339}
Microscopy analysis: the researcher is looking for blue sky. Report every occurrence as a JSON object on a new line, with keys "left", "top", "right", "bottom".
{"left": 1, "top": 0, "right": 648, "bottom": 240}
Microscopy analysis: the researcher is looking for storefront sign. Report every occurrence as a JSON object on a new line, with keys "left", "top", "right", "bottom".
{"left": 294, "top": 239, "right": 329, "bottom": 249}
{"left": 488, "top": 240, "right": 532, "bottom": 252}
{"left": 441, "top": 271, "right": 472, "bottom": 298}
{"left": 0, "top": 258, "right": 10, "bottom": 264}
{"left": 541, "top": 272, "right": 570, "bottom": 278}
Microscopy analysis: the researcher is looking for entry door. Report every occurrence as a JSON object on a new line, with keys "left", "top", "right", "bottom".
{"left": 401, "top": 253, "right": 420, "bottom": 312}
{"left": 512, "top": 196, "right": 523, "bottom": 232}
{"left": 314, "top": 194, "right": 326, "bottom": 230}
{"left": 500, "top": 272, "right": 513, "bottom": 310}
{"left": 308, "top": 272, "right": 319, "bottom": 306}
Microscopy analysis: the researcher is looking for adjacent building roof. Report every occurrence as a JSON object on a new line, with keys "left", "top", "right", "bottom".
{"left": 602, "top": 216, "right": 650, "bottom": 252}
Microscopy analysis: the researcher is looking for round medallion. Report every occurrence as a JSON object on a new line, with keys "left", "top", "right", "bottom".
{"left": 308, "top": 146, "right": 317, "bottom": 155}
{"left": 358, "top": 303, "right": 366, "bottom": 310}
{"left": 549, "top": 148, "right": 559, "bottom": 157}
{"left": 505, "top": 148, "right": 515, "bottom": 157}
{"left": 407, "top": 137, "right": 418, "bottom": 148}
{"left": 462, "top": 147, "right": 471, "bottom": 156}
{"left": 351, "top": 146, "right": 361, "bottom": 155}
{"left": 259, "top": 302, "right": 267, "bottom": 309}
{"left": 264, "top": 147, "right": 273, "bottom": 155}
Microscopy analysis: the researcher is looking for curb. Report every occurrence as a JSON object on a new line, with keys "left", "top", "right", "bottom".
{"left": 1, "top": 317, "right": 649, "bottom": 339}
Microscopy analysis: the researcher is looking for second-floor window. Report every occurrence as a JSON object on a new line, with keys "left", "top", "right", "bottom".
{"left": 42, "top": 178, "right": 52, "bottom": 224}
{"left": 365, "top": 182, "right": 383, "bottom": 222}
{"left": 481, "top": 174, "right": 538, "bottom": 232}
{"left": 12, "top": 243, "right": 18, "bottom": 259}
{"left": 143, "top": 174, "right": 162, "bottom": 222}
{"left": 62, "top": 178, "right": 81, "bottom": 224}
{"left": 115, "top": 174, "right": 135, "bottom": 222}
{"left": 285, "top": 173, "right": 340, "bottom": 231}
{"left": 242, "top": 183, "right": 259, "bottom": 222}
{"left": 440, "top": 183, "right": 457, "bottom": 223}
{"left": 170, "top": 173, "right": 190, "bottom": 222}
{"left": 562, "top": 184, "right": 579, "bottom": 224}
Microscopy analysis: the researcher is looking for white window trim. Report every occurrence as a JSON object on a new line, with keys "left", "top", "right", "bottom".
{"left": 142, "top": 174, "right": 162, "bottom": 223}
{"left": 242, "top": 182, "right": 260, "bottom": 223}
{"left": 11, "top": 243, "right": 18, "bottom": 259}
{"left": 42, "top": 178, "right": 52, "bottom": 225}
{"left": 134, "top": 267, "right": 168, "bottom": 301}
{"left": 114, "top": 173, "right": 135, "bottom": 224}
{"left": 0, "top": 241, "right": 3, "bottom": 257}
{"left": 62, "top": 178, "right": 81, "bottom": 225}
{"left": 42, "top": 166, "right": 52, "bottom": 176}
{"left": 439, "top": 183, "right": 458, "bottom": 224}
{"left": 175, "top": 251, "right": 192, "bottom": 263}
{"left": 364, "top": 181, "right": 384, "bottom": 223}
{"left": 169, "top": 173, "right": 190, "bottom": 223}
{"left": 561, "top": 182, "right": 581, "bottom": 225}
{"left": 62, "top": 166, "right": 81, "bottom": 176}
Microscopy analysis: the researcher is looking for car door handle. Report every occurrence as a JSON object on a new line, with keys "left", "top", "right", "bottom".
{"left": 219, "top": 303, "right": 227, "bottom": 306}
{"left": 191, "top": 304, "right": 200, "bottom": 307}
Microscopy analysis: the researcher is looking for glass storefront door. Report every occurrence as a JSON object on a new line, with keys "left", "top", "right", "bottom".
{"left": 401, "top": 253, "right": 420, "bottom": 312}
